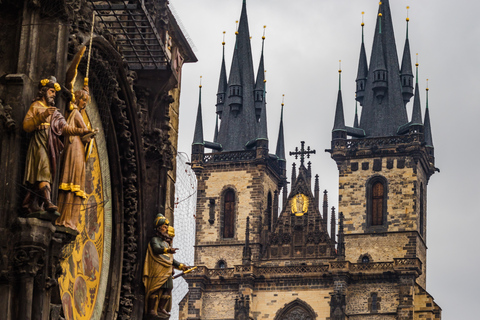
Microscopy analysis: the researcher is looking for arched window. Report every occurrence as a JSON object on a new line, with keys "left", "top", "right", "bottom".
{"left": 223, "top": 189, "right": 235, "bottom": 238}
{"left": 362, "top": 256, "right": 370, "bottom": 264}
{"left": 372, "top": 182, "right": 384, "bottom": 226}
{"left": 274, "top": 299, "right": 316, "bottom": 320}
{"left": 267, "top": 192, "right": 273, "bottom": 232}
{"left": 367, "top": 176, "right": 388, "bottom": 228}
{"left": 217, "top": 260, "right": 227, "bottom": 269}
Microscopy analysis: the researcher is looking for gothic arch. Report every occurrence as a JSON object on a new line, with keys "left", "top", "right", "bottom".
{"left": 365, "top": 175, "right": 389, "bottom": 230}
{"left": 219, "top": 185, "right": 238, "bottom": 239}
{"left": 274, "top": 298, "right": 317, "bottom": 320}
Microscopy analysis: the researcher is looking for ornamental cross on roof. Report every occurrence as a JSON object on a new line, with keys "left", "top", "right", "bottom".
{"left": 289, "top": 141, "right": 316, "bottom": 166}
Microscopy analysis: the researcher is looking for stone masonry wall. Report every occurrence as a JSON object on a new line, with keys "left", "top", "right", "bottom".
{"left": 346, "top": 282, "right": 398, "bottom": 315}
{"left": 251, "top": 289, "right": 331, "bottom": 319}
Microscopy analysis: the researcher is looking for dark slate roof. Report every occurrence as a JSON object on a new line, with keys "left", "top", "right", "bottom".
{"left": 192, "top": 86, "right": 204, "bottom": 145}
{"left": 424, "top": 89, "right": 434, "bottom": 147}
{"left": 356, "top": 26, "right": 368, "bottom": 82}
{"left": 217, "top": 45, "right": 228, "bottom": 97}
{"left": 216, "top": 0, "right": 258, "bottom": 151}
{"left": 256, "top": 40, "right": 268, "bottom": 141}
{"left": 410, "top": 78, "right": 423, "bottom": 125}
{"left": 400, "top": 38, "right": 413, "bottom": 77}
{"left": 275, "top": 103, "right": 286, "bottom": 160}
{"left": 358, "top": 0, "right": 408, "bottom": 137}
{"left": 332, "top": 85, "right": 346, "bottom": 132}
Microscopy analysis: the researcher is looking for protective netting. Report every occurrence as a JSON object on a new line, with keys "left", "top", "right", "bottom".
{"left": 170, "top": 152, "right": 197, "bottom": 319}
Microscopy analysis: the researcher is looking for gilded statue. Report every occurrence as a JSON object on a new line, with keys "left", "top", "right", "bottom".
{"left": 143, "top": 214, "right": 189, "bottom": 317}
{"left": 22, "top": 76, "right": 93, "bottom": 215}
{"left": 56, "top": 46, "right": 98, "bottom": 230}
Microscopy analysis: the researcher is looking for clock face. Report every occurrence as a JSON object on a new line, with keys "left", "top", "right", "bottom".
{"left": 58, "top": 79, "right": 112, "bottom": 320}
{"left": 291, "top": 193, "right": 309, "bottom": 216}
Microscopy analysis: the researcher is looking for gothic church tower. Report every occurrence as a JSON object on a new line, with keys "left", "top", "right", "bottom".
{"left": 328, "top": 0, "right": 439, "bottom": 315}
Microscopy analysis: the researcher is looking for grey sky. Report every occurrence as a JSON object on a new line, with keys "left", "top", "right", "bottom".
{"left": 171, "top": 0, "right": 480, "bottom": 318}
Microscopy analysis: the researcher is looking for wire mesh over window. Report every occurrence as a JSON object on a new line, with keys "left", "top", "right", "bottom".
{"left": 371, "top": 182, "right": 384, "bottom": 226}
{"left": 223, "top": 190, "right": 235, "bottom": 239}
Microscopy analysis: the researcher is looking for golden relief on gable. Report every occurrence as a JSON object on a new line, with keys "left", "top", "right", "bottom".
{"left": 290, "top": 193, "right": 309, "bottom": 216}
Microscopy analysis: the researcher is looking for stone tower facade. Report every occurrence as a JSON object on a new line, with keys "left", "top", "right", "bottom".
{"left": 181, "top": 1, "right": 441, "bottom": 319}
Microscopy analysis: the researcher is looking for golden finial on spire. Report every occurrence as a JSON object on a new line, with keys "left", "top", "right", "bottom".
{"left": 199, "top": 76, "right": 202, "bottom": 88}
{"left": 338, "top": 60, "right": 342, "bottom": 73}
{"left": 416, "top": 53, "right": 419, "bottom": 66}
{"left": 281, "top": 94, "right": 285, "bottom": 107}
{"left": 222, "top": 31, "right": 226, "bottom": 45}
{"left": 426, "top": 79, "right": 429, "bottom": 91}
{"left": 262, "top": 25, "right": 266, "bottom": 40}
{"left": 235, "top": 20, "right": 239, "bottom": 35}
{"left": 264, "top": 70, "right": 267, "bottom": 83}
{"left": 361, "top": 11, "right": 365, "bottom": 26}
{"left": 406, "top": 6, "right": 410, "bottom": 21}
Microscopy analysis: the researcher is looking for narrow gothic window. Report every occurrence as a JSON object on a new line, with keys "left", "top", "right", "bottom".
{"left": 217, "top": 260, "right": 226, "bottom": 269}
{"left": 362, "top": 256, "right": 370, "bottom": 264}
{"left": 371, "top": 182, "right": 384, "bottom": 226}
{"left": 371, "top": 293, "right": 378, "bottom": 312}
{"left": 223, "top": 190, "right": 235, "bottom": 238}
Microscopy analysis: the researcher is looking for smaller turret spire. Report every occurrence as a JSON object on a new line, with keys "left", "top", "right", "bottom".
{"left": 400, "top": 7, "right": 414, "bottom": 105}
{"left": 323, "top": 190, "right": 328, "bottom": 226}
{"left": 291, "top": 163, "right": 296, "bottom": 186}
{"left": 216, "top": 32, "right": 228, "bottom": 118}
{"left": 356, "top": 12, "right": 369, "bottom": 106}
{"left": 314, "top": 174, "right": 320, "bottom": 210}
{"left": 410, "top": 55, "right": 423, "bottom": 125}
{"left": 275, "top": 95, "right": 286, "bottom": 161}
{"left": 242, "top": 216, "right": 252, "bottom": 265}
{"left": 333, "top": 66, "right": 346, "bottom": 136}
{"left": 424, "top": 79, "right": 434, "bottom": 147}
{"left": 337, "top": 212, "right": 345, "bottom": 258}
{"left": 254, "top": 26, "right": 267, "bottom": 121}
{"left": 192, "top": 78, "right": 204, "bottom": 145}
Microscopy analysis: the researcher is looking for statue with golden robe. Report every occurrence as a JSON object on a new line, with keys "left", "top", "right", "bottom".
{"left": 143, "top": 214, "right": 189, "bottom": 317}
{"left": 22, "top": 76, "right": 92, "bottom": 214}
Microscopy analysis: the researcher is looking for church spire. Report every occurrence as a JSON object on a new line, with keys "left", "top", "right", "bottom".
{"left": 213, "top": 114, "right": 219, "bottom": 143}
{"left": 216, "top": 32, "right": 228, "bottom": 118}
{"left": 353, "top": 100, "right": 359, "bottom": 128}
{"left": 332, "top": 64, "right": 346, "bottom": 139}
{"left": 254, "top": 26, "right": 266, "bottom": 121}
{"left": 400, "top": 6, "right": 414, "bottom": 105}
{"left": 424, "top": 80, "right": 434, "bottom": 148}
{"left": 275, "top": 96, "right": 286, "bottom": 161}
{"left": 410, "top": 57, "right": 423, "bottom": 126}
{"left": 192, "top": 79, "right": 204, "bottom": 145}
{"left": 356, "top": 12, "right": 368, "bottom": 106}
{"left": 216, "top": 0, "right": 260, "bottom": 151}
{"left": 358, "top": 0, "right": 408, "bottom": 137}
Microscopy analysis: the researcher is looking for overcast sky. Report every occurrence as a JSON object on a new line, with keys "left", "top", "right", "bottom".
{"left": 170, "top": 0, "right": 480, "bottom": 318}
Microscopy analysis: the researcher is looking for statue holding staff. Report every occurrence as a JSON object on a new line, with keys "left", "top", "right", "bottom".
{"left": 143, "top": 214, "right": 189, "bottom": 317}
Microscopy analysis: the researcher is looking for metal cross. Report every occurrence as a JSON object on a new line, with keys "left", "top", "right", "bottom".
{"left": 289, "top": 141, "right": 316, "bottom": 166}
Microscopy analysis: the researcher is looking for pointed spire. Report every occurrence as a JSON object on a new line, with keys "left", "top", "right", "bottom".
{"left": 213, "top": 114, "right": 219, "bottom": 143}
{"left": 192, "top": 78, "right": 204, "bottom": 145}
{"left": 216, "top": 32, "right": 228, "bottom": 118}
{"left": 358, "top": 0, "right": 408, "bottom": 137}
{"left": 323, "top": 190, "right": 328, "bottom": 226}
{"left": 217, "top": 0, "right": 258, "bottom": 151}
{"left": 353, "top": 100, "right": 359, "bottom": 128}
{"left": 356, "top": 12, "right": 368, "bottom": 106}
{"left": 410, "top": 56, "right": 423, "bottom": 126}
{"left": 254, "top": 26, "right": 266, "bottom": 121}
{"left": 333, "top": 65, "right": 346, "bottom": 136}
{"left": 400, "top": 6, "right": 414, "bottom": 104}
{"left": 275, "top": 95, "right": 286, "bottom": 161}
{"left": 314, "top": 174, "right": 320, "bottom": 210}
{"left": 424, "top": 80, "right": 434, "bottom": 147}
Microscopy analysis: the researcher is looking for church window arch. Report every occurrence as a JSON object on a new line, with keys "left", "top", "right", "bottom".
{"left": 216, "top": 259, "right": 227, "bottom": 269}
{"left": 366, "top": 175, "right": 388, "bottom": 228}
{"left": 267, "top": 192, "right": 273, "bottom": 232}
{"left": 221, "top": 188, "right": 236, "bottom": 239}
{"left": 274, "top": 299, "right": 317, "bottom": 320}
